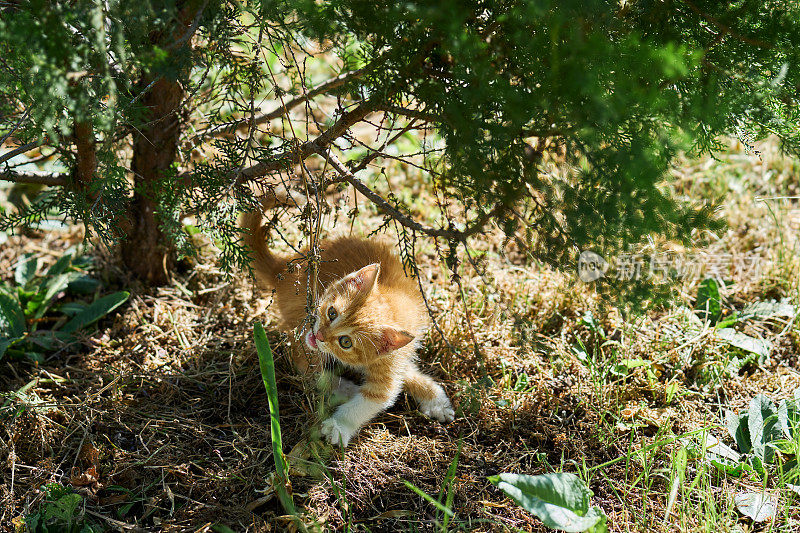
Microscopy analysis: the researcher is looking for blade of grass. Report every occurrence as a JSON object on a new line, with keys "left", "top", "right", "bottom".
{"left": 404, "top": 480, "right": 454, "bottom": 518}
{"left": 439, "top": 438, "right": 462, "bottom": 529}
{"left": 254, "top": 322, "right": 298, "bottom": 518}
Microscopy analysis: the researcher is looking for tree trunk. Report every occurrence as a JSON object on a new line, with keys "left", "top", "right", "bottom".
{"left": 120, "top": 1, "right": 204, "bottom": 284}
{"left": 121, "top": 77, "right": 184, "bottom": 284}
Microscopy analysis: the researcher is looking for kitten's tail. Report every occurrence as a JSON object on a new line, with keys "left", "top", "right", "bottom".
{"left": 240, "top": 203, "right": 285, "bottom": 286}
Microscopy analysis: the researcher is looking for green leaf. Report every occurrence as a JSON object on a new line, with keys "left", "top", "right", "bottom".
{"left": 33, "top": 272, "right": 79, "bottom": 319}
{"left": 716, "top": 328, "right": 771, "bottom": 359}
{"left": 0, "top": 287, "right": 26, "bottom": 338}
{"left": 695, "top": 278, "right": 721, "bottom": 323}
{"left": 490, "top": 473, "right": 606, "bottom": 532}
{"left": 748, "top": 394, "right": 782, "bottom": 464}
{"left": 726, "top": 410, "right": 751, "bottom": 453}
{"left": 43, "top": 492, "right": 83, "bottom": 522}
{"left": 0, "top": 337, "right": 16, "bottom": 360}
{"left": 15, "top": 253, "right": 39, "bottom": 287}
{"left": 734, "top": 491, "right": 776, "bottom": 522}
{"left": 60, "top": 291, "right": 129, "bottom": 333}
{"left": 67, "top": 275, "right": 101, "bottom": 294}
{"left": 742, "top": 299, "right": 796, "bottom": 319}
{"left": 27, "top": 330, "right": 75, "bottom": 351}
{"left": 709, "top": 459, "right": 752, "bottom": 477}
{"left": 46, "top": 251, "right": 73, "bottom": 277}
{"left": 778, "top": 400, "right": 792, "bottom": 439}
{"left": 704, "top": 435, "right": 741, "bottom": 463}
{"left": 59, "top": 301, "right": 88, "bottom": 317}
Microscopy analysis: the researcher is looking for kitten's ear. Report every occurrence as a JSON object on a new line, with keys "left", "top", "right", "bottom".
{"left": 344, "top": 263, "right": 380, "bottom": 293}
{"left": 377, "top": 327, "right": 415, "bottom": 355}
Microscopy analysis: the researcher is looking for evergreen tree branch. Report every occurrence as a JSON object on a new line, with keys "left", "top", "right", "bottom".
{"left": 196, "top": 69, "right": 366, "bottom": 141}
{"left": 0, "top": 141, "right": 40, "bottom": 166}
{"left": 683, "top": 0, "right": 773, "bottom": 49}
{"left": 374, "top": 104, "right": 437, "bottom": 123}
{"left": 231, "top": 100, "right": 379, "bottom": 182}
{"left": 250, "top": 69, "right": 364, "bottom": 127}
{"left": 313, "top": 143, "right": 500, "bottom": 241}
{"left": 0, "top": 169, "right": 66, "bottom": 186}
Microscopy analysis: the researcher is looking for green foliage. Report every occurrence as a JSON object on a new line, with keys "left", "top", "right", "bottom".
{"left": 713, "top": 391, "right": 800, "bottom": 478}
{"left": 489, "top": 472, "right": 608, "bottom": 532}
{"left": 23, "top": 483, "right": 101, "bottom": 533}
{"left": 2, "top": 1, "right": 800, "bottom": 282}
{"left": 0, "top": 251, "right": 129, "bottom": 362}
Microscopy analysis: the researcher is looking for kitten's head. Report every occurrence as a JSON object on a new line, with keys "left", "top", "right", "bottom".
{"left": 304, "top": 263, "right": 414, "bottom": 365}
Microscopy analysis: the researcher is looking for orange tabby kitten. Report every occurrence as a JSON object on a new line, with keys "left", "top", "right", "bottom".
{"left": 242, "top": 208, "right": 454, "bottom": 446}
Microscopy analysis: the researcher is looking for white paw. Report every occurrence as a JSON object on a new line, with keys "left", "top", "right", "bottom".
{"left": 333, "top": 378, "right": 360, "bottom": 400}
{"left": 321, "top": 416, "right": 356, "bottom": 446}
{"left": 419, "top": 392, "right": 455, "bottom": 423}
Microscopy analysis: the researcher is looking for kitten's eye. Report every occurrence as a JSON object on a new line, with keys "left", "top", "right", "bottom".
{"left": 327, "top": 306, "right": 338, "bottom": 322}
{"left": 338, "top": 335, "right": 352, "bottom": 349}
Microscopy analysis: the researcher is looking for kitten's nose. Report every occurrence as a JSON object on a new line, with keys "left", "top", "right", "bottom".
{"left": 315, "top": 331, "right": 326, "bottom": 342}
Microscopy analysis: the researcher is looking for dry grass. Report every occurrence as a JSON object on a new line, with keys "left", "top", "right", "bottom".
{"left": 1, "top": 138, "right": 799, "bottom": 532}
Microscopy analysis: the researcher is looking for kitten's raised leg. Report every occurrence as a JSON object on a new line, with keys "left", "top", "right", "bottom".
{"left": 318, "top": 371, "right": 360, "bottom": 402}
{"left": 320, "top": 373, "right": 402, "bottom": 446}
{"left": 404, "top": 364, "right": 454, "bottom": 423}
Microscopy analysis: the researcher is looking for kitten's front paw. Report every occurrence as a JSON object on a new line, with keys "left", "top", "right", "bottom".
{"left": 334, "top": 378, "right": 360, "bottom": 400}
{"left": 419, "top": 392, "right": 455, "bottom": 423}
{"left": 321, "top": 417, "right": 356, "bottom": 446}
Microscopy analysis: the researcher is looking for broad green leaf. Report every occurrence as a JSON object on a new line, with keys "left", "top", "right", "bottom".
{"left": 778, "top": 400, "right": 791, "bottom": 439}
{"left": 742, "top": 299, "right": 796, "bottom": 319}
{"left": 734, "top": 491, "right": 776, "bottom": 522}
{"left": 0, "top": 287, "right": 26, "bottom": 338}
{"left": 704, "top": 435, "right": 740, "bottom": 463}
{"left": 33, "top": 272, "right": 79, "bottom": 319}
{"left": 46, "top": 251, "right": 73, "bottom": 277}
{"left": 67, "top": 275, "right": 101, "bottom": 294}
{"left": 726, "top": 410, "right": 751, "bottom": 453}
{"left": 695, "top": 278, "right": 721, "bottom": 323}
{"left": 709, "top": 459, "right": 752, "bottom": 477}
{"left": 59, "top": 301, "right": 89, "bottom": 317}
{"left": 716, "top": 328, "right": 771, "bottom": 359}
{"left": 0, "top": 337, "right": 16, "bottom": 360}
{"left": 60, "top": 291, "right": 129, "bottom": 333}
{"left": 490, "top": 473, "right": 606, "bottom": 532}
{"left": 43, "top": 492, "right": 83, "bottom": 522}
{"left": 748, "top": 394, "right": 782, "bottom": 464}
{"left": 14, "top": 253, "right": 39, "bottom": 287}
